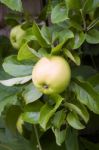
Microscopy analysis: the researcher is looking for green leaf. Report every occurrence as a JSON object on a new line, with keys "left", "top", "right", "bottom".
{"left": 69, "top": 20, "right": 83, "bottom": 31}
{"left": 0, "top": 94, "right": 17, "bottom": 116}
{"left": 22, "top": 101, "right": 43, "bottom": 124}
{"left": 32, "top": 22, "right": 50, "bottom": 48}
{"left": 68, "top": 31, "right": 85, "bottom": 49}
{"left": 0, "top": 130, "right": 33, "bottom": 150}
{"left": 0, "top": 67, "right": 12, "bottom": 80}
{"left": 82, "top": 0, "right": 99, "bottom": 12}
{"left": 23, "top": 27, "right": 36, "bottom": 42}
{"left": 65, "top": 0, "right": 81, "bottom": 9}
{"left": 65, "top": 127, "right": 79, "bottom": 150}
{"left": 39, "top": 95, "right": 63, "bottom": 130}
{"left": 65, "top": 102, "right": 89, "bottom": 123}
{"left": 0, "top": 0, "right": 22, "bottom": 12}
{"left": 88, "top": 73, "right": 99, "bottom": 87}
{"left": 38, "top": 48, "right": 49, "bottom": 57}
{"left": 22, "top": 83, "right": 42, "bottom": 104}
{"left": 5, "top": 105, "right": 22, "bottom": 134}
{"left": 51, "top": 41, "right": 65, "bottom": 54}
{"left": 58, "top": 29, "right": 74, "bottom": 43}
{"left": 51, "top": 3, "right": 68, "bottom": 23}
{"left": 72, "top": 78, "right": 99, "bottom": 114}
{"left": 72, "top": 65, "right": 97, "bottom": 78}
{"left": 67, "top": 112, "right": 85, "bottom": 129}
{"left": 52, "top": 128, "right": 66, "bottom": 146}
{"left": 0, "top": 84, "right": 20, "bottom": 115}
{"left": 64, "top": 49, "right": 80, "bottom": 65}
{"left": 86, "top": 29, "right": 99, "bottom": 44}
{"left": 3, "top": 55, "right": 33, "bottom": 77}
{"left": 88, "top": 74, "right": 99, "bottom": 92}
{"left": 83, "top": 0, "right": 93, "bottom": 12}
{"left": 0, "top": 75, "right": 32, "bottom": 86}
{"left": 52, "top": 110, "right": 66, "bottom": 128}
{"left": 41, "top": 26, "right": 51, "bottom": 45}
{"left": 16, "top": 115, "right": 24, "bottom": 134}
{"left": 80, "top": 138, "right": 99, "bottom": 150}
{"left": 51, "top": 29, "right": 74, "bottom": 54}
{"left": 18, "top": 43, "right": 40, "bottom": 61}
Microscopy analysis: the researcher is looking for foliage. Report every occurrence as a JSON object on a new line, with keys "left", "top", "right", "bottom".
{"left": 0, "top": 0, "right": 99, "bottom": 150}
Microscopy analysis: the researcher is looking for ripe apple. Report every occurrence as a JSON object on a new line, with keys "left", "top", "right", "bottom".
{"left": 32, "top": 56, "right": 71, "bottom": 95}
{"left": 10, "top": 25, "right": 26, "bottom": 49}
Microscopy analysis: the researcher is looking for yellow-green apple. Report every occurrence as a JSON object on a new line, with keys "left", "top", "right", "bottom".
{"left": 32, "top": 56, "right": 71, "bottom": 95}
{"left": 10, "top": 25, "right": 25, "bottom": 49}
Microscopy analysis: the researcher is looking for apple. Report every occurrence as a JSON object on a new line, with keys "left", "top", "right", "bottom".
{"left": 32, "top": 56, "right": 71, "bottom": 95}
{"left": 10, "top": 25, "right": 26, "bottom": 49}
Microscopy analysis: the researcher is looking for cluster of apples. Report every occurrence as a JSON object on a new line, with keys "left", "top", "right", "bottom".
{"left": 10, "top": 25, "right": 71, "bottom": 95}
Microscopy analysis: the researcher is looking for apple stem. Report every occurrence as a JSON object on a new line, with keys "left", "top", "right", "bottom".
{"left": 33, "top": 125, "right": 42, "bottom": 150}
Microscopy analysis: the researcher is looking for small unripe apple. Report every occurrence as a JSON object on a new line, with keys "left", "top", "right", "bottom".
{"left": 32, "top": 56, "right": 71, "bottom": 95}
{"left": 10, "top": 25, "right": 26, "bottom": 49}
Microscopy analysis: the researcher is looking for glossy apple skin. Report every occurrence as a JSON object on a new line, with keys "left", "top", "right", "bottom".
{"left": 10, "top": 25, "right": 25, "bottom": 49}
{"left": 32, "top": 56, "right": 71, "bottom": 95}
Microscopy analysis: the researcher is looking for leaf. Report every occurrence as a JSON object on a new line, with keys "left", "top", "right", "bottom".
{"left": 88, "top": 74, "right": 99, "bottom": 92}
{"left": 0, "top": 67, "right": 12, "bottom": 80}
{"left": 32, "top": 22, "right": 50, "bottom": 48}
{"left": 0, "top": 84, "right": 20, "bottom": 115}
{"left": 88, "top": 73, "right": 99, "bottom": 87}
{"left": 0, "top": 0, "right": 22, "bottom": 12}
{"left": 65, "top": 127, "right": 79, "bottom": 150}
{"left": 39, "top": 95, "right": 63, "bottom": 130}
{"left": 5, "top": 105, "right": 22, "bottom": 134}
{"left": 0, "top": 129, "right": 33, "bottom": 150}
{"left": 65, "top": 102, "right": 89, "bottom": 123}
{"left": 72, "top": 78, "right": 99, "bottom": 114}
{"left": 52, "top": 128, "right": 66, "bottom": 146}
{"left": 51, "top": 41, "right": 65, "bottom": 54}
{"left": 52, "top": 110, "right": 66, "bottom": 128}
{"left": 69, "top": 20, "right": 83, "bottom": 31}
{"left": 3, "top": 55, "right": 33, "bottom": 77}
{"left": 18, "top": 43, "right": 40, "bottom": 61}
{"left": 0, "top": 95, "right": 17, "bottom": 116}
{"left": 64, "top": 49, "right": 80, "bottom": 65}
{"left": 58, "top": 29, "right": 74, "bottom": 43}
{"left": 86, "top": 29, "right": 99, "bottom": 44}
{"left": 51, "top": 3, "right": 68, "bottom": 23}
{"left": 72, "top": 65, "right": 97, "bottom": 78}
{"left": 38, "top": 48, "right": 49, "bottom": 57}
{"left": 22, "top": 83, "right": 42, "bottom": 104}
{"left": 67, "top": 112, "right": 85, "bottom": 129}
{"left": 0, "top": 75, "right": 32, "bottom": 86}
{"left": 83, "top": 0, "right": 93, "bottom": 12}
{"left": 80, "top": 138, "right": 99, "bottom": 150}
{"left": 41, "top": 26, "right": 51, "bottom": 45}
{"left": 23, "top": 27, "right": 37, "bottom": 42}
{"left": 65, "top": 0, "right": 81, "bottom": 9}
{"left": 68, "top": 31, "right": 85, "bottom": 49}
{"left": 16, "top": 115, "right": 24, "bottom": 134}
{"left": 21, "top": 101, "right": 43, "bottom": 124}
{"left": 82, "top": 0, "right": 99, "bottom": 12}
{"left": 51, "top": 29, "right": 74, "bottom": 54}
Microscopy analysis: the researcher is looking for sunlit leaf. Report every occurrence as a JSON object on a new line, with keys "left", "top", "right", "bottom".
{"left": 3, "top": 55, "right": 33, "bottom": 77}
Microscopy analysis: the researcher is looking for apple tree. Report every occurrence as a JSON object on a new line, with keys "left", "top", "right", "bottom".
{"left": 0, "top": 0, "right": 99, "bottom": 150}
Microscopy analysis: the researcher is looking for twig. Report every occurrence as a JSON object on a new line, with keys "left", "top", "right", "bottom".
{"left": 33, "top": 125, "right": 42, "bottom": 150}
